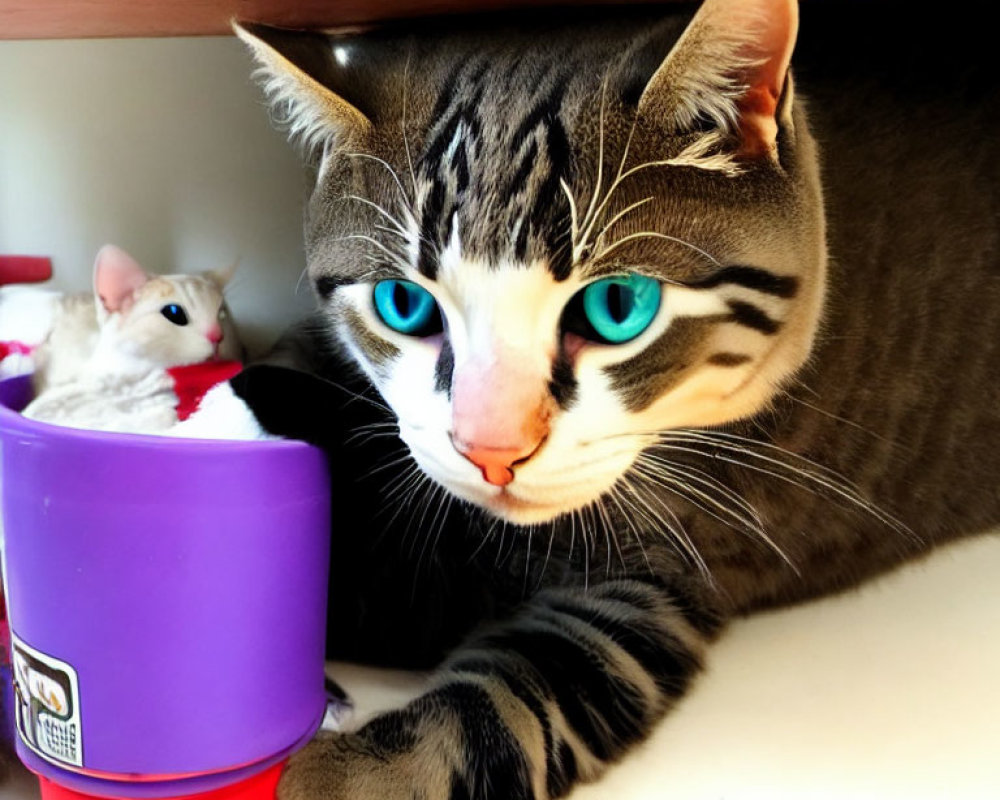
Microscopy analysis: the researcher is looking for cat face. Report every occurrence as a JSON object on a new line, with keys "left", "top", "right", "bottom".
{"left": 93, "top": 245, "right": 241, "bottom": 370}
{"left": 240, "top": 0, "right": 824, "bottom": 524}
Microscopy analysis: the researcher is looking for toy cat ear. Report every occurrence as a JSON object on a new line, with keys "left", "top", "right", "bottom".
{"left": 204, "top": 260, "right": 237, "bottom": 290}
{"left": 93, "top": 245, "right": 150, "bottom": 317}
{"left": 638, "top": 0, "right": 798, "bottom": 163}
{"left": 234, "top": 21, "right": 373, "bottom": 152}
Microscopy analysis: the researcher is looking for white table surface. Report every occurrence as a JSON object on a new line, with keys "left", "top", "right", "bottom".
{"left": 5, "top": 532, "right": 999, "bottom": 800}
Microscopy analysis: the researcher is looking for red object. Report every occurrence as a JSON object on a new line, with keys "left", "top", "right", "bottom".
{"left": 166, "top": 360, "right": 243, "bottom": 421}
{"left": 36, "top": 761, "right": 286, "bottom": 800}
{"left": 0, "top": 341, "right": 35, "bottom": 360}
{"left": 0, "top": 255, "right": 53, "bottom": 286}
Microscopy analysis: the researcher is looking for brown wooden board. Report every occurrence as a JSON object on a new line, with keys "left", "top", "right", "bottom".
{"left": 0, "top": 0, "right": 676, "bottom": 40}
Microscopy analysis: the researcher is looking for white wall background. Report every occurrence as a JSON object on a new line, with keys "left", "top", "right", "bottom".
{"left": 0, "top": 36, "right": 315, "bottom": 355}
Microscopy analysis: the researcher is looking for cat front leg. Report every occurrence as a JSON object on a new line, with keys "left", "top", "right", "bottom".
{"left": 278, "top": 580, "right": 718, "bottom": 800}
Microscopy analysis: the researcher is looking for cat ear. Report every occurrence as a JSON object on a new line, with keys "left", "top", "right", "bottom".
{"left": 203, "top": 260, "right": 237, "bottom": 290}
{"left": 638, "top": 0, "right": 798, "bottom": 162}
{"left": 234, "top": 21, "right": 373, "bottom": 152}
{"left": 93, "top": 245, "right": 149, "bottom": 317}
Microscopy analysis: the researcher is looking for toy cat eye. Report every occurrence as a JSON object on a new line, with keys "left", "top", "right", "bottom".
{"left": 160, "top": 304, "right": 189, "bottom": 326}
{"left": 565, "top": 274, "right": 661, "bottom": 344}
{"left": 373, "top": 280, "right": 443, "bottom": 336}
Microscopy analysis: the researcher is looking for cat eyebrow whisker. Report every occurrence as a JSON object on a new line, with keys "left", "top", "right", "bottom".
{"left": 570, "top": 75, "right": 612, "bottom": 266}
{"left": 294, "top": 266, "right": 312, "bottom": 297}
{"left": 333, "top": 234, "right": 412, "bottom": 273}
{"left": 338, "top": 194, "right": 416, "bottom": 244}
{"left": 593, "top": 196, "right": 655, "bottom": 246}
{"left": 593, "top": 230, "right": 723, "bottom": 268}
{"left": 400, "top": 49, "right": 420, "bottom": 201}
{"left": 344, "top": 152, "right": 412, "bottom": 206}
{"left": 573, "top": 158, "right": 677, "bottom": 261}
{"left": 559, "top": 177, "right": 581, "bottom": 250}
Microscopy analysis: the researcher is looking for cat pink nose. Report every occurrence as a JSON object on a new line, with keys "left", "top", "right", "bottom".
{"left": 452, "top": 439, "right": 542, "bottom": 487}
{"left": 206, "top": 324, "right": 223, "bottom": 344}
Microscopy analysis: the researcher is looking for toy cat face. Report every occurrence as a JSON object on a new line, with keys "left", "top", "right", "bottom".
{"left": 93, "top": 245, "right": 241, "bottom": 371}
{"left": 240, "top": 0, "right": 825, "bottom": 524}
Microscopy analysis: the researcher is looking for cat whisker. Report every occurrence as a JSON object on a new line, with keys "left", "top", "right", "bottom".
{"left": 334, "top": 234, "right": 411, "bottom": 272}
{"left": 522, "top": 524, "right": 535, "bottom": 594}
{"left": 344, "top": 427, "right": 401, "bottom": 447}
{"left": 379, "top": 458, "right": 422, "bottom": 501}
{"left": 624, "top": 463, "right": 717, "bottom": 583}
{"left": 360, "top": 450, "right": 420, "bottom": 482}
{"left": 338, "top": 194, "right": 412, "bottom": 240}
{"left": 407, "top": 480, "right": 443, "bottom": 558}
{"left": 668, "top": 428, "right": 890, "bottom": 508}
{"left": 636, "top": 452, "right": 764, "bottom": 532}
{"left": 494, "top": 518, "right": 511, "bottom": 569}
{"left": 532, "top": 522, "right": 560, "bottom": 593}
{"left": 416, "top": 484, "right": 457, "bottom": 581}
{"left": 593, "top": 196, "right": 655, "bottom": 247}
{"left": 559, "top": 178, "right": 581, "bottom": 250}
{"left": 294, "top": 266, "right": 311, "bottom": 297}
{"left": 347, "top": 419, "right": 400, "bottom": 435}
{"left": 294, "top": 371, "right": 392, "bottom": 416}
{"left": 400, "top": 50, "right": 419, "bottom": 200}
{"left": 595, "top": 495, "right": 623, "bottom": 576}
{"left": 634, "top": 455, "right": 797, "bottom": 573}
{"left": 781, "top": 391, "right": 909, "bottom": 451}
{"left": 593, "top": 230, "right": 722, "bottom": 267}
{"left": 344, "top": 152, "right": 411, "bottom": 206}
{"left": 371, "top": 457, "right": 427, "bottom": 549}
{"left": 573, "top": 76, "right": 611, "bottom": 263}
{"left": 466, "top": 511, "right": 502, "bottom": 564}
{"left": 655, "top": 434, "right": 915, "bottom": 540}
{"left": 607, "top": 484, "right": 654, "bottom": 576}
{"left": 378, "top": 461, "right": 426, "bottom": 526}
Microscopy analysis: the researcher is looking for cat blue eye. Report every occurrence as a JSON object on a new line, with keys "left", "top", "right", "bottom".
{"left": 160, "top": 304, "right": 189, "bottom": 326}
{"left": 372, "top": 280, "right": 441, "bottom": 336}
{"left": 581, "top": 274, "right": 661, "bottom": 343}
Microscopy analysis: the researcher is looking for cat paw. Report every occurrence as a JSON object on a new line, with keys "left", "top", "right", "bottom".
{"left": 277, "top": 730, "right": 447, "bottom": 800}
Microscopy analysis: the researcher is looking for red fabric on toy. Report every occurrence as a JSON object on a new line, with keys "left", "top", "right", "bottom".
{"left": 167, "top": 360, "right": 242, "bottom": 421}
{"left": 0, "top": 341, "right": 34, "bottom": 360}
{"left": 0, "top": 255, "right": 52, "bottom": 286}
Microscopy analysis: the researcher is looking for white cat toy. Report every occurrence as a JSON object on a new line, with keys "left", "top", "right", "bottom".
{"left": 0, "top": 245, "right": 267, "bottom": 439}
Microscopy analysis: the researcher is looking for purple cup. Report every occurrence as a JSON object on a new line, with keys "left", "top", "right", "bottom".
{"left": 0, "top": 375, "right": 330, "bottom": 797}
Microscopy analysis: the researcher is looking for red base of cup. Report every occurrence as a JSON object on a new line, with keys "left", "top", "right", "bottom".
{"left": 37, "top": 761, "right": 286, "bottom": 800}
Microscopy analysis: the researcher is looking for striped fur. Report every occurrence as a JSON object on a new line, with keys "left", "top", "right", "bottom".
{"left": 278, "top": 582, "right": 712, "bottom": 800}
{"left": 236, "top": 1, "right": 1000, "bottom": 798}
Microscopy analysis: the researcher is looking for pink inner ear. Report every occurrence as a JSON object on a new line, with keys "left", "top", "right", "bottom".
{"left": 734, "top": 0, "right": 798, "bottom": 156}
{"left": 94, "top": 245, "right": 149, "bottom": 314}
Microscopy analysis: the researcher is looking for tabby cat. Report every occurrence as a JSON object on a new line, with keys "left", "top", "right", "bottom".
{"left": 235, "top": 0, "right": 999, "bottom": 797}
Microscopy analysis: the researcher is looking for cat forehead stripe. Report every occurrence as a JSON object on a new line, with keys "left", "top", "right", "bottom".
{"left": 413, "top": 58, "right": 574, "bottom": 279}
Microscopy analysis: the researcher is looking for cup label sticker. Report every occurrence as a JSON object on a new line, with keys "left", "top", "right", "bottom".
{"left": 10, "top": 632, "right": 83, "bottom": 767}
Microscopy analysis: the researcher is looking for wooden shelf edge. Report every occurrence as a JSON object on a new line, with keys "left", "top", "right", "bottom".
{"left": 0, "top": 0, "right": 674, "bottom": 40}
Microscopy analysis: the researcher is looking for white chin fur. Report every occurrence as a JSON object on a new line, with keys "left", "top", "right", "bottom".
{"left": 407, "top": 441, "right": 637, "bottom": 526}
